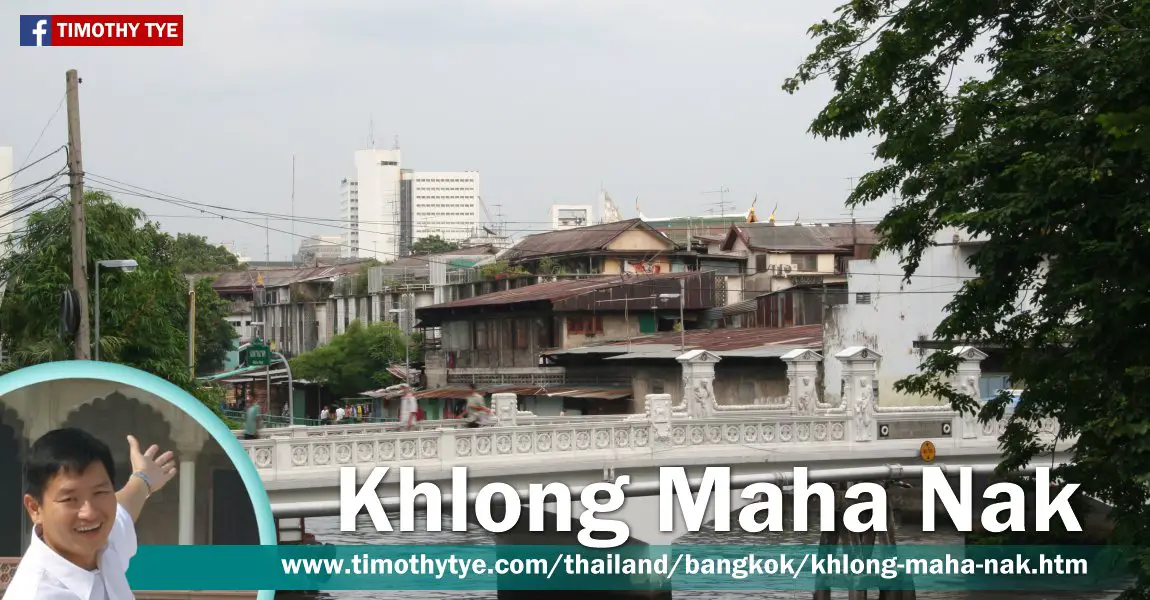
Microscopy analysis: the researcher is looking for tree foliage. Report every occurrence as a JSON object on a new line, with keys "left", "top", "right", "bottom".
{"left": 786, "top": 0, "right": 1150, "bottom": 593}
{"left": 289, "top": 320, "right": 415, "bottom": 398}
{"left": 155, "top": 232, "right": 244, "bottom": 274}
{"left": 0, "top": 191, "right": 237, "bottom": 388}
{"left": 409, "top": 235, "right": 460, "bottom": 256}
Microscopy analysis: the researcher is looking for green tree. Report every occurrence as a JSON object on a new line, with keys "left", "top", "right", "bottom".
{"left": 155, "top": 232, "right": 243, "bottom": 274}
{"left": 786, "top": 0, "right": 1150, "bottom": 592}
{"left": 289, "top": 320, "right": 412, "bottom": 398}
{"left": 409, "top": 235, "right": 460, "bottom": 256}
{"left": 0, "top": 191, "right": 236, "bottom": 387}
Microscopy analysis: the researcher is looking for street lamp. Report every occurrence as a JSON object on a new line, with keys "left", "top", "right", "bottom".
{"left": 389, "top": 306, "right": 411, "bottom": 385}
{"left": 95, "top": 259, "right": 138, "bottom": 361}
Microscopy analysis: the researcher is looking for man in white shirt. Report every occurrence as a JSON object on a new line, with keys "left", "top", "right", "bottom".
{"left": 399, "top": 385, "right": 419, "bottom": 430}
{"left": 334, "top": 405, "right": 345, "bottom": 422}
{"left": 6, "top": 427, "right": 178, "bottom": 600}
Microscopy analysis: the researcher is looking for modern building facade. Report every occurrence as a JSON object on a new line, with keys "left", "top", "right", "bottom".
{"left": 411, "top": 171, "right": 480, "bottom": 245}
{"left": 340, "top": 150, "right": 481, "bottom": 259}
{"left": 550, "top": 204, "right": 593, "bottom": 230}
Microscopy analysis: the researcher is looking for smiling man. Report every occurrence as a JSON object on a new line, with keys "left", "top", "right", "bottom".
{"left": 6, "top": 428, "right": 178, "bottom": 599}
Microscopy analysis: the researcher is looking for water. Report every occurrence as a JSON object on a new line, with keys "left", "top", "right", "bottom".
{"left": 280, "top": 513, "right": 1124, "bottom": 600}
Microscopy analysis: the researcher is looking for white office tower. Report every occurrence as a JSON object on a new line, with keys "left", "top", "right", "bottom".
{"left": 550, "top": 204, "right": 593, "bottom": 230}
{"left": 342, "top": 148, "right": 401, "bottom": 259}
{"left": 338, "top": 178, "right": 359, "bottom": 258}
{"left": 0, "top": 147, "right": 13, "bottom": 238}
{"left": 411, "top": 171, "right": 480, "bottom": 245}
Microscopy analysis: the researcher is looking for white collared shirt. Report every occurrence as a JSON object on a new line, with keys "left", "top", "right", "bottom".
{"left": 5, "top": 503, "right": 138, "bottom": 600}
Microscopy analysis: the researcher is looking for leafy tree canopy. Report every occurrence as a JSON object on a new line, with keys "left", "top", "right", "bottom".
{"left": 0, "top": 191, "right": 237, "bottom": 387}
{"left": 786, "top": 0, "right": 1150, "bottom": 592}
{"left": 410, "top": 235, "right": 460, "bottom": 256}
{"left": 158, "top": 232, "right": 243, "bottom": 274}
{"left": 289, "top": 320, "right": 415, "bottom": 399}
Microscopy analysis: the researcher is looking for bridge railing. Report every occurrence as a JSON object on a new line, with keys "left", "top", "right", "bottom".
{"left": 241, "top": 394, "right": 1059, "bottom": 481}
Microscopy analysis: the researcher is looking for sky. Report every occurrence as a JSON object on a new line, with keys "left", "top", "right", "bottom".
{"left": 2, "top": 0, "right": 891, "bottom": 262}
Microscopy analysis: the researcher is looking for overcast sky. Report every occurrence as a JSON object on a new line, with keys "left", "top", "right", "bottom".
{"left": 3, "top": 0, "right": 889, "bottom": 261}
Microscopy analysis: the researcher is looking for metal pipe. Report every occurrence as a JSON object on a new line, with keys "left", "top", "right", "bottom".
{"left": 273, "top": 350, "right": 294, "bottom": 425}
{"left": 268, "top": 461, "right": 1059, "bottom": 518}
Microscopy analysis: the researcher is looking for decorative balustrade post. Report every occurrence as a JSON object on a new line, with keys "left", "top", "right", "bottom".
{"left": 677, "top": 349, "right": 721, "bottom": 418}
{"left": 951, "top": 346, "right": 988, "bottom": 439}
{"left": 646, "top": 393, "right": 673, "bottom": 451}
{"left": 780, "top": 349, "right": 823, "bottom": 415}
{"left": 835, "top": 346, "right": 881, "bottom": 442}
{"left": 492, "top": 393, "right": 518, "bottom": 426}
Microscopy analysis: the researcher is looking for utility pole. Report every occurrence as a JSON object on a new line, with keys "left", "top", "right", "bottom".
{"left": 188, "top": 282, "right": 196, "bottom": 380}
{"left": 66, "top": 69, "right": 90, "bottom": 360}
{"left": 290, "top": 155, "right": 296, "bottom": 266}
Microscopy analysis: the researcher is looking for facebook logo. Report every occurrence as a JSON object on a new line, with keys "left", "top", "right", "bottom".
{"left": 20, "top": 15, "right": 53, "bottom": 46}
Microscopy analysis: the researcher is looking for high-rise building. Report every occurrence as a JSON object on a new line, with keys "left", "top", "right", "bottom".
{"left": 550, "top": 204, "right": 593, "bottom": 230}
{"left": 340, "top": 148, "right": 481, "bottom": 257}
{"left": 341, "top": 148, "right": 401, "bottom": 260}
{"left": 410, "top": 171, "right": 480, "bottom": 246}
{"left": 338, "top": 178, "right": 359, "bottom": 257}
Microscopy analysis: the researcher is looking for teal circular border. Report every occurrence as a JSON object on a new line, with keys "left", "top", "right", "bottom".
{"left": 0, "top": 361, "right": 276, "bottom": 600}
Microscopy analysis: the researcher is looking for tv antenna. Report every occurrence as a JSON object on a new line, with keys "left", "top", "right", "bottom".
{"left": 702, "top": 186, "right": 730, "bottom": 217}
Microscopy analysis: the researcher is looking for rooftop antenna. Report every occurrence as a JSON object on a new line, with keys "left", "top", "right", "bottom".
{"left": 368, "top": 114, "right": 375, "bottom": 149}
{"left": 702, "top": 185, "right": 730, "bottom": 218}
{"left": 393, "top": 134, "right": 399, "bottom": 150}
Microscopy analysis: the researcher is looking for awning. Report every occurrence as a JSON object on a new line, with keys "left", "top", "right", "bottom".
{"left": 197, "top": 363, "right": 285, "bottom": 382}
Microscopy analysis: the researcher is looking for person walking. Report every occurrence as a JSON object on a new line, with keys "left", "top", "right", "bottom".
{"left": 399, "top": 385, "right": 419, "bottom": 430}
{"left": 464, "top": 383, "right": 491, "bottom": 428}
{"left": 243, "top": 398, "right": 261, "bottom": 440}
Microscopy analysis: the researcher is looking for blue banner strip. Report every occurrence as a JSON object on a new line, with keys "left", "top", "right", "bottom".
{"left": 120, "top": 544, "right": 1139, "bottom": 591}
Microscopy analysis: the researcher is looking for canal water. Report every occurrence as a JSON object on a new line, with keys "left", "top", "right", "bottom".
{"left": 284, "top": 512, "right": 1124, "bottom": 600}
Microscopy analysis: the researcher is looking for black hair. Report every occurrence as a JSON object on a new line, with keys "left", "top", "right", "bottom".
{"left": 24, "top": 428, "right": 115, "bottom": 501}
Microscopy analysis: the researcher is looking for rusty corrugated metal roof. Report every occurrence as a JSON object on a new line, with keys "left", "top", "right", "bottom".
{"left": 417, "top": 271, "right": 706, "bottom": 312}
{"left": 550, "top": 324, "right": 824, "bottom": 355}
{"left": 415, "top": 384, "right": 632, "bottom": 401}
{"left": 205, "top": 262, "right": 369, "bottom": 291}
{"left": 502, "top": 218, "right": 673, "bottom": 262}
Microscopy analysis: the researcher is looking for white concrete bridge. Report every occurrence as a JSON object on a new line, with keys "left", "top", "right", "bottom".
{"left": 237, "top": 346, "right": 1069, "bottom": 545}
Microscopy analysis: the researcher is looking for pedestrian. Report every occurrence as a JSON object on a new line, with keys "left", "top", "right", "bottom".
{"left": 243, "top": 398, "right": 261, "bottom": 440}
{"left": 464, "top": 383, "right": 491, "bottom": 428}
{"left": 399, "top": 385, "right": 419, "bottom": 430}
{"left": 7, "top": 428, "right": 178, "bottom": 600}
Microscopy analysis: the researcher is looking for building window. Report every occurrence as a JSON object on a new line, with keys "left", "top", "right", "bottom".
{"left": 792, "top": 254, "right": 818, "bottom": 272}
{"left": 856, "top": 292, "right": 871, "bottom": 304}
{"left": 474, "top": 321, "right": 488, "bottom": 349}
{"left": 756, "top": 255, "right": 767, "bottom": 273}
{"left": 566, "top": 315, "right": 603, "bottom": 335}
{"left": 514, "top": 319, "right": 530, "bottom": 349}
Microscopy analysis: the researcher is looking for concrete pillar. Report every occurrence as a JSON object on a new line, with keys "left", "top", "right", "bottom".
{"left": 676, "top": 349, "right": 721, "bottom": 418}
{"left": 178, "top": 453, "right": 197, "bottom": 545}
{"left": 645, "top": 393, "right": 673, "bottom": 450}
{"left": 951, "top": 346, "right": 988, "bottom": 439}
{"left": 780, "top": 349, "right": 823, "bottom": 415}
{"left": 493, "top": 393, "right": 517, "bottom": 426}
{"left": 835, "top": 346, "right": 881, "bottom": 442}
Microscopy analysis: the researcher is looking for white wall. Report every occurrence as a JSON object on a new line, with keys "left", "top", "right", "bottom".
{"left": 550, "top": 204, "right": 593, "bottom": 230}
{"left": 823, "top": 227, "right": 983, "bottom": 407}
{"left": 411, "top": 171, "right": 480, "bottom": 244}
{"left": 354, "top": 149, "right": 402, "bottom": 259}
{"left": 339, "top": 178, "right": 358, "bottom": 258}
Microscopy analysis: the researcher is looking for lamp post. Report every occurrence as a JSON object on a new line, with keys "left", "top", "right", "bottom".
{"left": 389, "top": 304, "right": 411, "bottom": 385}
{"left": 95, "top": 259, "right": 138, "bottom": 361}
